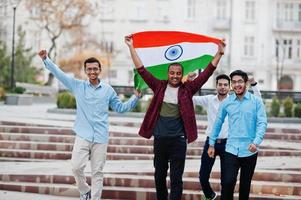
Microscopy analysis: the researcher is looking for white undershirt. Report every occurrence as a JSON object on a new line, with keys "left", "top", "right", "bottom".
{"left": 163, "top": 84, "right": 179, "bottom": 104}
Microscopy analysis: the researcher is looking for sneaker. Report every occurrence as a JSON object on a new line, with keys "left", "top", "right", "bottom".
{"left": 80, "top": 190, "right": 91, "bottom": 200}
{"left": 203, "top": 192, "right": 217, "bottom": 200}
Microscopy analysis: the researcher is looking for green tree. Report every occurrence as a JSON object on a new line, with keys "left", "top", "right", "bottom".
{"left": 14, "top": 26, "right": 41, "bottom": 83}
{"left": 0, "top": 41, "right": 11, "bottom": 88}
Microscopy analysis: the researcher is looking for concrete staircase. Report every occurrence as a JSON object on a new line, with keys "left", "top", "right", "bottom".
{"left": 0, "top": 121, "right": 301, "bottom": 199}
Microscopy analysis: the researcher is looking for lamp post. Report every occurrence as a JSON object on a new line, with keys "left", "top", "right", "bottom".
{"left": 9, "top": 0, "right": 21, "bottom": 91}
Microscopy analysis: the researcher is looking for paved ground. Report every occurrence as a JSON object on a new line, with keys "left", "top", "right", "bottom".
{"left": 0, "top": 190, "right": 78, "bottom": 200}
{"left": 1, "top": 103, "right": 301, "bottom": 199}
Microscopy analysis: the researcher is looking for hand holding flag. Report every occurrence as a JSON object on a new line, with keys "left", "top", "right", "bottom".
{"left": 127, "top": 31, "right": 225, "bottom": 90}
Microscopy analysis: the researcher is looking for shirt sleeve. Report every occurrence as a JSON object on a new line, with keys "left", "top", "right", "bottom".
{"left": 137, "top": 66, "right": 162, "bottom": 91}
{"left": 109, "top": 89, "right": 139, "bottom": 113}
{"left": 43, "top": 57, "right": 77, "bottom": 92}
{"left": 253, "top": 98, "right": 268, "bottom": 145}
{"left": 192, "top": 95, "right": 209, "bottom": 108}
{"left": 209, "top": 100, "right": 227, "bottom": 145}
{"left": 251, "top": 85, "right": 262, "bottom": 98}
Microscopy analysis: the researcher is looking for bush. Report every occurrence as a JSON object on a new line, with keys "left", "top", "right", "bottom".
{"left": 294, "top": 103, "right": 301, "bottom": 118}
{"left": 270, "top": 97, "right": 280, "bottom": 117}
{"left": 195, "top": 105, "right": 204, "bottom": 115}
{"left": 0, "top": 87, "right": 5, "bottom": 100}
{"left": 57, "top": 92, "right": 76, "bottom": 109}
{"left": 14, "top": 86, "right": 26, "bottom": 94}
{"left": 283, "top": 96, "right": 293, "bottom": 117}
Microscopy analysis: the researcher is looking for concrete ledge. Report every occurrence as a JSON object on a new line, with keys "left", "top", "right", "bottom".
{"left": 4, "top": 94, "right": 33, "bottom": 105}
{"left": 47, "top": 108, "right": 301, "bottom": 123}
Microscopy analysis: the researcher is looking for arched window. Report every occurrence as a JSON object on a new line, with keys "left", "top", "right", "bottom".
{"left": 279, "top": 75, "right": 293, "bottom": 90}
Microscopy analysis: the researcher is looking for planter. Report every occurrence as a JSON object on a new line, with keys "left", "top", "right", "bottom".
{"left": 5, "top": 94, "right": 33, "bottom": 105}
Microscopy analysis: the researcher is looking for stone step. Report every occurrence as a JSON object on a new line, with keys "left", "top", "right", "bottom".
{"left": 1, "top": 122, "right": 301, "bottom": 134}
{"left": 1, "top": 145, "right": 300, "bottom": 161}
{"left": 0, "top": 179, "right": 300, "bottom": 200}
{"left": 1, "top": 173, "right": 301, "bottom": 196}
{"left": 1, "top": 132, "right": 301, "bottom": 151}
{"left": 0, "top": 180, "right": 300, "bottom": 200}
{"left": 1, "top": 124, "right": 301, "bottom": 141}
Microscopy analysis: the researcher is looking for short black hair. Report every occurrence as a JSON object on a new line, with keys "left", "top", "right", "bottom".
{"left": 216, "top": 74, "right": 230, "bottom": 85}
{"left": 229, "top": 70, "right": 248, "bottom": 82}
{"left": 84, "top": 57, "right": 101, "bottom": 70}
{"left": 167, "top": 62, "right": 183, "bottom": 72}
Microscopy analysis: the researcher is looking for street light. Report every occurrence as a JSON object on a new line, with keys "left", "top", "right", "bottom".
{"left": 9, "top": 0, "right": 21, "bottom": 91}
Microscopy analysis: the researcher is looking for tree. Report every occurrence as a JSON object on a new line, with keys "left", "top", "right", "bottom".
{"left": 0, "top": 26, "right": 40, "bottom": 89}
{"left": 0, "top": 41, "right": 11, "bottom": 88}
{"left": 25, "top": 0, "right": 95, "bottom": 61}
{"left": 14, "top": 26, "right": 41, "bottom": 83}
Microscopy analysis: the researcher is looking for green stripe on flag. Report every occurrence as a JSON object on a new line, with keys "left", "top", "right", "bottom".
{"left": 134, "top": 55, "right": 214, "bottom": 90}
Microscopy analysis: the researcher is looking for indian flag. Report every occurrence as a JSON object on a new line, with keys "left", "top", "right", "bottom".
{"left": 132, "top": 31, "right": 221, "bottom": 90}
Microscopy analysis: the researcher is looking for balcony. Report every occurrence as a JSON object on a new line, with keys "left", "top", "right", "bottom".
{"left": 273, "top": 21, "right": 301, "bottom": 32}
{"left": 212, "top": 18, "right": 231, "bottom": 30}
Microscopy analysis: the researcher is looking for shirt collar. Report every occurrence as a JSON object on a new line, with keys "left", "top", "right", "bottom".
{"left": 233, "top": 91, "right": 251, "bottom": 100}
{"left": 86, "top": 78, "right": 102, "bottom": 89}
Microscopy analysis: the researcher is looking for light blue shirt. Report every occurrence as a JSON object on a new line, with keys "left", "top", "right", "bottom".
{"left": 209, "top": 91, "right": 267, "bottom": 157}
{"left": 43, "top": 57, "right": 139, "bottom": 143}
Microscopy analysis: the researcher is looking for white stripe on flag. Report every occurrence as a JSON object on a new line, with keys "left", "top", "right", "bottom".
{"left": 136, "top": 42, "right": 217, "bottom": 67}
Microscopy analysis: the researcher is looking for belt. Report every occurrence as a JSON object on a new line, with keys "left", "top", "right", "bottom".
{"left": 216, "top": 138, "right": 227, "bottom": 144}
{"left": 206, "top": 136, "right": 227, "bottom": 144}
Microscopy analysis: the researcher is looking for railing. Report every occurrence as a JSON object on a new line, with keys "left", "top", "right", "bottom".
{"left": 112, "top": 85, "right": 301, "bottom": 102}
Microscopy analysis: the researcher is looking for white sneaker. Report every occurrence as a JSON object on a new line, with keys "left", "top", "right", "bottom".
{"left": 80, "top": 190, "right": 91, "bottom": 200}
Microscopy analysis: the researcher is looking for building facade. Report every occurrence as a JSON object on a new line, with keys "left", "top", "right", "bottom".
{"left": 1, "top": 0, "right": 301, "bottom": 91}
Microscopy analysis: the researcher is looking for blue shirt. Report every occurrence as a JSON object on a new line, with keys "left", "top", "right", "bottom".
{"left": 43, "top": 57, "right": 139, "bottom": 143}
{"left": 209, "top": 91, "right": 267, "bottom": 157}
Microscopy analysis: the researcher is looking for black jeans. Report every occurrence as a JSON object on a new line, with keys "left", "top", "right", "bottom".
{"left": 199, "top": 137, "right": 226, "bottom": 198}
{"left": 221, "top": 152, "right": 258, "bottom": 200}
{"left": 153, "top": 136, "right": 187, "bottom": 200}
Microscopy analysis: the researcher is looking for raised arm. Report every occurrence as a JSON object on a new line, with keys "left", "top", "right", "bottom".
{"left": 211, "top": 38, "right": 226, "bottom": 67}
{"left": 187, "top": 39, "right": 226, "bottom": 94}
{"left": 125, "top": 35, "right": 143, "bottom": 69}
{"left": 38, "top": 50, "right": 77, "bottom": 92}
{"left": 249, "top": 77, "right": 262, "bottom": 98}
{"left": 125, "top": 34, "right": 161, "bottom": 91}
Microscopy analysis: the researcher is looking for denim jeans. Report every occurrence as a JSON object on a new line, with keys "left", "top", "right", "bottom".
{"left": 199, "top": 137, "right": 226, "bottom": 198}
{"left": 153, "top": 136, "right": 187, "bottom": 200}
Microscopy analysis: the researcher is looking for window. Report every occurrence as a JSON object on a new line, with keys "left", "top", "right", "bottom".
{"left": 244, "top": 36, "right": 255, "bottom": 57}
{"left": 299, "top": 4, "right": 301, "bottom": 22}
{"left": 245, "top": 0, "right": 255, "bottom": 22}
{"left": 216, "top": 0, "right": 227, "bottom": 20}
{"left": 276, "top": 38, "right": 294, "bottom": 60}
{"left": 297, "top": 40, "right": 301, "bottom": 59}
{"left": 0, "top": 4, "right": 8, "bottom": 16}
{"left": 156, "top": 0, "right": 169, "bottom": 21}
{"left": 288, "top": 39, "right": 292, "bottom": 59}
{"left": 99, "top": 0, "right": 115, "bottom": 20}
{"left": 130, "top": 1, "right": 148, "bottom": 20}
{"left": 187, "top": 0, "right": 196, "bottom": 20}
{"left": 284, "top": 3, "right": 293, "bottom": 22}
{"left": 275, "top": 39, "right": 279, "bottom": 58}
{"left": 109, "top": 69, "right": 117, "bottom": 78}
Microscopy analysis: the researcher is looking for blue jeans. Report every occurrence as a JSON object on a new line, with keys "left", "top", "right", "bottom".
{"left": 199, "top": 137, "right": 226, "bottom": 198}
{"left": 153, "top": 136, "right": 187, "bottom": 200}
{"left": 221, "top": 152, "right": 258, "bottom": 200}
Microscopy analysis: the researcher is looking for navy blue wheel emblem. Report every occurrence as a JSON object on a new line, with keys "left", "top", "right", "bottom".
{"left": 164, "top": 45, "right": 183, "bottom": 61}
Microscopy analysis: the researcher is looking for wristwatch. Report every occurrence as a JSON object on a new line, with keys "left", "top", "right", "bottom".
{"left": 250, "top": 82, "right": 257, "bottom": 86}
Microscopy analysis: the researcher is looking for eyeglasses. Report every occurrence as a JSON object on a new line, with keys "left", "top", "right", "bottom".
{"left": 86, "top": 67, "right": 100, "bottom": 72}
{"left": 231, "top": 79, "right": 245, "bottom": 85}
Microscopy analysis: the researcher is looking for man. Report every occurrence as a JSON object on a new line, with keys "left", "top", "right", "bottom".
{"left": 208, "top": 70, "right": 267, "bottom": 200}
{"left": 188, "top": 73, "right": 261, "bottom": 200}
{"left": 38, "top": 50, "right": 140, "bottom": 200}
{"left": 125, "top": 34, "right": 225, "bottom": 200}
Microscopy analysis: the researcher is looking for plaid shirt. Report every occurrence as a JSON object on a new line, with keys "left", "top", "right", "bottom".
{"left": 137, "top": 63, "right": 216, "bottom": 143}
